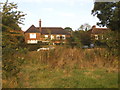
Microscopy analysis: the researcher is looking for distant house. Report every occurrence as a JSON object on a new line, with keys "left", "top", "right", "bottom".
{"left": 88, "top": 25, "right": 110, "bottom": 40}
{"left": 24, "top": 20, "right": 71, "bottom": 44}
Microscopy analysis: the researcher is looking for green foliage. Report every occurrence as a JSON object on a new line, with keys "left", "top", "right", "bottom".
{"left": 2, "top": 0, "right": 26, "bottom": 79}
{"left": 2, "top": 0, "right": 26, "bottom": 48}
{"left": 66, "top": 37, "right": 77, "bottom": 48}
{"left": 2, "top": 47, "right": 26, "bottom": 78}
{"left": 2, "top": 0, "right": 26, "bottom": 31}
{"left": 99, "top": 31, "right": 119, "bottom": 56}
{"left": 26, "top": 44, "right": 41, "bottom": 51}
{"left": 78, "top": 23, "right": 91, "bottom": 31}
{"left": 67, "top": 30, "right": 92, "bottom": 48}
{"left": 64, "top": 27, "right": 73, "bottom": 33}
{"left": 100, "top": 31, "right": 118, "bottom": 49}
{"left": 92, "top": 2, "right": 120, "bottom": 32}
{"left": 92, "top": 2, "right": 119, "bottom": 53}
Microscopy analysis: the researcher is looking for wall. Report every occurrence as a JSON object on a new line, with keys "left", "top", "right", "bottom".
{"left": 25, "top": 33, "right": 41, "bottom": 43}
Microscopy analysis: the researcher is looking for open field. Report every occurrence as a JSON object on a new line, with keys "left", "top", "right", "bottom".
{"left": 2, "top": 47, "right": 119, "bottom": 88}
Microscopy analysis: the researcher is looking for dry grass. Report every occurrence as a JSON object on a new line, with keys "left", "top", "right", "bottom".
{"left": 19, "top": 47, "right": 118, "bottom": 71}
{"left": 2, "top": 47, "right": 118, "bottom": 88}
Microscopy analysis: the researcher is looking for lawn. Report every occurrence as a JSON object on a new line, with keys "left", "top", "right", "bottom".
{"left": 16, "top": 63, "right": 118, "bottom": 88}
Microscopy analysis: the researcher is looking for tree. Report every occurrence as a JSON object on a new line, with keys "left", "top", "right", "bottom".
{"left": 2, "top": 0, "right": 26, "bottom": 48}
{"left": 92, "top": 1, "right": 120, "bottom": 32}
{"left": 64, "top": 27, "right": 73, "bottom": 35}
{"left": 79, "top": 31, "right": 92, "bottom": 45}
{"left": 64, "top": 27, "right": 72, "bottom": 31}
{"left": 92, "top": 1, "right": 119, "bottom": 56}
{"left": 78, "top": 23, "right": 91, "bottom": 31}
{"left": 100, "top": 30, "right": 118, "bottom": 49}
{"left": 67, "top": 30, "right": 92, "bottom": 48}
{"left": 2, "top": 0, "right": 26, "bottom": 78}
{"left": 2, "top": 0, "right": 26, "bottom": 31}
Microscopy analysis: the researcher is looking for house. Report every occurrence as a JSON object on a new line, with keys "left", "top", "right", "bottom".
{"left": 88, "top": 25, "right": 110, "bottom": 40}
{"left": 24, "top": 20, "right": 71, "bottom": 44}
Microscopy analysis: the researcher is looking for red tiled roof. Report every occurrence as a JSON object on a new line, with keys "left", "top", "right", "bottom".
{"left": 88, "top": 26, "right": 110, "bottom": 34}
{"left": 92, "top": 28, "right": 110, "bottom": 34}
{"left": 41, "top": 27, "right": 70, "bottom": 35}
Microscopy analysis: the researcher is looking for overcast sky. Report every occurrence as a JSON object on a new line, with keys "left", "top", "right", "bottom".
{"left": 1, "top": 0, "right": 100, "bottom": 31}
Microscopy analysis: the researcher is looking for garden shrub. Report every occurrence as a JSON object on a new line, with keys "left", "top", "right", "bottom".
{"left": 26, "top": 44, "right": 41, "bottom": 51}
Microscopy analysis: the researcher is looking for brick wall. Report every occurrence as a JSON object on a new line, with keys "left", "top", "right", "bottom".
{"left": 25, "top": 33, "right": 41, "bottom": 43}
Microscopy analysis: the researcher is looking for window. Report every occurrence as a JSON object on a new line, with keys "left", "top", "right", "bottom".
{"left": 56, "top": 35, "right": 60, "bottom": 40}
{"left": 30, "top": 33, "right": 36, "bottom": 38}
{"left": 62, "top": 35, "right": 66, "bottom": 39}
{"left": 95, "top": 35, "right": 98, "bottom": 40}
{"left": 51, "top": 35, "right": 54, "bottom": 40}
{"left": 27, "top": 40, "right": 38, "bottom": 43}
{"left": 101, "top": 35, "right": 104, "bottom": 39}
{"left": 45, "top": 35, "right": 48, "bottom": 38}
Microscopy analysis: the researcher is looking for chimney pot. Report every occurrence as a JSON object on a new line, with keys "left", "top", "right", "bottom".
{"left": 39, "top": 19, "right": 42, "bottom": 32}
{"left": 92, "top": 25, "right": 96, "bottom": 29}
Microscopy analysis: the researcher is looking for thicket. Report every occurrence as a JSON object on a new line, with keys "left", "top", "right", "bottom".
{"left": 67, "top": 30, "right": 92, "bottom": 48}
{"left": 67, "top": 30, "right": 119, "bottom": 58}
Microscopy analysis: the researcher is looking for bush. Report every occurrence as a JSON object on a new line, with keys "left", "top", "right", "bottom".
{"left": 26, "top": 44, "right": 41, "bottom": 51}
{"left": 2, "top": 47, "right": 26, "bottom": 78}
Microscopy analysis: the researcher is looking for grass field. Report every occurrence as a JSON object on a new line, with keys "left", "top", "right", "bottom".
{"left": 16, "top": 64, "right": 118, "bottom": 88}
{"left": 2, "top": 47, "right": 119, "bottom": 88}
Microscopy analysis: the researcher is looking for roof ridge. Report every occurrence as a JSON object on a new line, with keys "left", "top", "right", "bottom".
{"left": 95, "top": 28, "right": 109, "bottom": 29}
{"left": 36, "top": 27, "right": 63, "bottom": 28}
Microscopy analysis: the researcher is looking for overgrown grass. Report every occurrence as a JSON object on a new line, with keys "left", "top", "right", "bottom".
{"left": 2, "top": 47, "right": 119, "bottom": 88}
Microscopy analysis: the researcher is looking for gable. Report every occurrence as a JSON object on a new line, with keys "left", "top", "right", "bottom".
{"left": 25, "top": 25, "right": 40, "bottom": 33}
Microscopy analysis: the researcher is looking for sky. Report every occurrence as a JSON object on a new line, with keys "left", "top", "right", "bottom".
{"left": 1, "top": 0, "right": 100, "bottom": 31}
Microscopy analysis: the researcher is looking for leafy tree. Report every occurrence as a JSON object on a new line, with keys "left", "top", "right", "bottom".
{"left": 92, "top": 1, "right": 120, "bottom": 32}
{"left": 2, "top": 0, "right": 26, "bottom": 31}
{"left": 64, "top": 27, "right": 73, "bottom": 35}
{"left": 79, "top": 31, "right": 92, "bottom": 45}
{"left": 78, "top": 23, "right": 91, "bottom": 31}
{"left": 2, "top": 0, "right": 26, "bottom": 78}
{"left": 2, "top": 0, "right": 26, "bottom": 48}
{"left": 66, "top": 37, "right": 76, "bottom": 48}
{"left": 79, "top": 25, "right": 84, "bottom": 30}
{"left": 100, "top": 30, "right": 119, "bottom": 49}
{"left": 64, "top": 27, "right": 73, "bottom": 32}
{"left": 67, "top": 30, "right": 92, "bottom": 48}
{"left": 92, "top": 1, "right": 119, "bottom": 51}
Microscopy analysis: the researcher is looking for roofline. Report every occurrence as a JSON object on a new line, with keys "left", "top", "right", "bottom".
{"left": 36, "top": 27, "right": 63, "bottom": 29}
{"left": 94, "top": 28, "right": 110, "bottom": 30}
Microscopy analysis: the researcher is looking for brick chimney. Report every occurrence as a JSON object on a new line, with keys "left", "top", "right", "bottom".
{"left": 39, "top": 19, "right": 42, "bottom": 32}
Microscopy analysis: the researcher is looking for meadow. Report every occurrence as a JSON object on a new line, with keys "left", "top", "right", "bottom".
{"left": 2, "top": 46, "right": 118, "bottom": 88}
